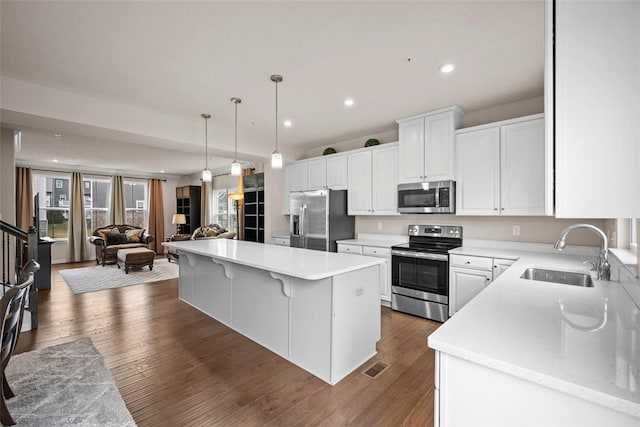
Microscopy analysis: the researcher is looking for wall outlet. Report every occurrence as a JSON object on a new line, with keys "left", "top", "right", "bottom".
{"left": 377, "top": 222, "right": 382, "bottom": 231}
{"left": 355, "top": 287, "right": 364, "bottom": 297}
{"left": 512, "top": 225, "right": 521, "bottom": 236}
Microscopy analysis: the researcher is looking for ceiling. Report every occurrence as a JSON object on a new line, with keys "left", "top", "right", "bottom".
{"left": 0, "top": 1, "right": 544, "bottom": 177}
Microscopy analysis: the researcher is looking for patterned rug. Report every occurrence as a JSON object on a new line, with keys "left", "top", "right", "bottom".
{"left": 60, "top": 258, "right": 178, "bottom": 294}
{"left": 5, "top": 338, "right": 136, "bottom": 426}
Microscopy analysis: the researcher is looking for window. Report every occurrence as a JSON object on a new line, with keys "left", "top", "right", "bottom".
{"left": 84, "top": 177, "right": 110, "bottom": 236}
{"left": 33, "top": 173, "right": 70, "bottom": 240}
{"left": 123, "top": 180, "right": 148, "bottom": 229}
{"left": 212, "top": 188, "right": 238, "bottom": 233}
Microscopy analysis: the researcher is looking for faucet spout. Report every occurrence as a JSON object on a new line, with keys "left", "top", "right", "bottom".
{"left": 554, "top": 224, "right": 610, "bottom": 281}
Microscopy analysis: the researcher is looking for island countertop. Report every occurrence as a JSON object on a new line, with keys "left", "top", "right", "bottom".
{"left": 429, "top": 247, "right": 640, "bottom": 417}
{"left": 162, "top": 238, "right": 384, "bottom": 281}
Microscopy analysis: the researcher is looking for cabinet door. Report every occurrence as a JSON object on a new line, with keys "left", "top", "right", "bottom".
{"left": 455, "top": 128, "right": 500, "bottom": 215}
{"left": 425, "top": 112, "right": 455, "bottom": 181}
{"left": 449, "top": 267, "right": 492, "bottom": 317}
{"left": 371, "top": 145, "right": 399, "bottom": 215}
{"left": 492, "top": 258, "right": 515, "bottom": 281}
{"left": 398, "top": 117, "right": 426, "bottom": 184}
{"left": 379, "top": 258, "right": 391, "bottom": 302}
{"left": 347, "top": 151, "right": 372, "bottom": 215}
{"left": 500, "top": 118, "right": 546, "bottom": 215}
{"left": 554, "top": 1, "right": 640, "bottom": 218}
{"left": 290, "top": 162, "right": 308, "bottom": 192}
{"left": 307, "top": 158, "right": 326, "bottom": 190}
{"left": 326, "top": 155, "right": 348, "bottom": 190}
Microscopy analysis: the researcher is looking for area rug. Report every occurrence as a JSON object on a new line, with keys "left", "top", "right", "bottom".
{"left": 5, "top": 337, "right": 136, "bottom": 426}
{"left": 60, "top": 258, "right": 178, "bottom": 294}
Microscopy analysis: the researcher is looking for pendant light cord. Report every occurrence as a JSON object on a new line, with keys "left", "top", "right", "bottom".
{"left": 234, "top": 101, "right": 238, "bottom": 161}
{"left": 205, "top": 117, "right": 208, "bottom": 169}
{"left": 275, "top": 80, "right": 279, "bottom": 152}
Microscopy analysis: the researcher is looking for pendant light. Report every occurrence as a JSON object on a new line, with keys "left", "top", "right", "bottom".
{"left": 270, "top": 74, "right": 283, "bottom": 169}
{"left": 230, "top": 97, "right": 242, "bottom": 176}
{"left": 201, "top": 113, "right": 212, "bottom": 182}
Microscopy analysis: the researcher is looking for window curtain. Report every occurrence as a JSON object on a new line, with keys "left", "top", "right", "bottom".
{"left": 201, "top": 181, "right": 210, "bottom": 227}
{"left": 147, "top": 178, "right": 164, "bottom": 254}
{"left": 15, "top": 166, "right": 33, "bottom": 231}
{"left": 109, "top": 175, "right": 125, "bottom": 224}
{"left": 68, "top": 171, "right": 88, "bottom": 262}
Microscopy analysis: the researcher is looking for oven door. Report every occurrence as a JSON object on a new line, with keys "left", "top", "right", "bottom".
{"left": 391, "top": 250, "right": 448, "bottom": 303}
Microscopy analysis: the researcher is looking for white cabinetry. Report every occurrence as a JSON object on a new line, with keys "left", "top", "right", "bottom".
{"left": 338, "top": 243, "right": 392, "bottom": 305}
{"left": 347, "top": 143, "right": 398, "bottom": 216}
{"left": 456, "top": 114, "right": 549, "bottom": 216}
{"left": 272, "top": 237, "right": 290, "bottom": 247}
{"left": 396, "top": 106, "right": 463, "bottom": 184}
{"left": 449, "top": 254, "right": 515, "bottom": 317}
{"left": 282, "top": 162, "right": 308, "bottom": 214}
{"left": 553, "top": 1, "right": 640, "bottom": 218}
{"left": 306, "top": 155, "right": 348, "bottom": 191}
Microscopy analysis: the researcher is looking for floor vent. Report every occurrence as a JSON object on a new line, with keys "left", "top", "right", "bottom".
{"left": 363, "top": 361, "right": 389, "bottom": 379}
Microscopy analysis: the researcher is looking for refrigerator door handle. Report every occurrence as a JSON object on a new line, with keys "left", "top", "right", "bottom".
{"left": 301, "top": 204, "right": 308, "bottom": 248}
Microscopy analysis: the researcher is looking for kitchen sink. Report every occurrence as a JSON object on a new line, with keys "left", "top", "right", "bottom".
{"left": 520, "top": 268, "right": 594, "bottom": 287}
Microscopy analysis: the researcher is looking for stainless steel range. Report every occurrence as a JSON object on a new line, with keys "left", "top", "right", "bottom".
{"left": 390, "top": 224, "right": 462, "bottom": 322}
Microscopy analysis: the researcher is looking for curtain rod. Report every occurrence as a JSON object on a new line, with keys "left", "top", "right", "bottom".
{"left": 29, "top": 167, "right": 167, "bottom": 182}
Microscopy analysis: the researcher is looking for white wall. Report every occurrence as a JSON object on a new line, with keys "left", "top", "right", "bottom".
{"left": 0, "top": 129, "right": 16, "bottom": 224}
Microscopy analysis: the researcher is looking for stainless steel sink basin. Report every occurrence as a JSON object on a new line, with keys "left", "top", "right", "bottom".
{"left": 520, "top": 268, "right": 594, "bottom": 287}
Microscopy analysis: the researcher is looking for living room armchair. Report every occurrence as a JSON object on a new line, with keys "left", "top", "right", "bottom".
{"left": 89, "top": 224, "right": 155, "bottom": 266}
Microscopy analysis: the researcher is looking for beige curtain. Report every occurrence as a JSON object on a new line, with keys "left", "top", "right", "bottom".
{"left": 148, "top": 179, "right": 164, "bottom": 253}
{"left": 68, "top": 171, "right": 88, "bottom": 262}
{"left": 15, "top": 167, "right": 33, "bottom": 231}
{"left": 109, "top": 175, "right": 125, "bottom": 224}
{"left": 201, "top": 181, "right": 209, "bottom": 227}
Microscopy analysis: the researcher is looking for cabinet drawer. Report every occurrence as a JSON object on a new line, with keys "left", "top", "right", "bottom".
{"left": 449, "top": 254, "right": 492, "bottom": 270}
{"left": 362, "top": 246, "right": 391, "bottom": 258}
{"left": 272, "top": 237, "right": 290, "bottom": 247}
{"left": 337, "top": 244, "right": 362, "bottom": 255}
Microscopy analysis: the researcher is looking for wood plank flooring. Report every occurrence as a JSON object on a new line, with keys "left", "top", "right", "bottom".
{"left": 15, "top": 260, "right": 440, "bottom": 426}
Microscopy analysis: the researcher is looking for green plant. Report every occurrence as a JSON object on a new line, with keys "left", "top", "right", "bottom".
{"left": 323, "top": 147, "right": 337, "bottom": 155}
{"left": 364, "top": 138, "right": 380, "bottom": 147}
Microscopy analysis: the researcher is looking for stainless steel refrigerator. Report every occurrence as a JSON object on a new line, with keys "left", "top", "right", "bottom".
{"left": 289, "top": 189, "right": 355, "bottom": 252}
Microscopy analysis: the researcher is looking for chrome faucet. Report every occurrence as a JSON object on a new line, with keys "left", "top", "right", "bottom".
{"left": 553, "top": 224, "right": 610, "bottom": 281}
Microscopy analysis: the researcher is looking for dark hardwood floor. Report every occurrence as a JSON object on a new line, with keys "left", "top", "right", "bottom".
{"left": 16, "top": 260, "right": 440, "bottom": 426}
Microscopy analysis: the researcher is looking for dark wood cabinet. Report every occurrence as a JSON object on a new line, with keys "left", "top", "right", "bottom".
{"left": 243, "top": 174, "right": 264, "bottom": 243}
{"left": 176, "top": 185, "right": 201, "bottom": 235}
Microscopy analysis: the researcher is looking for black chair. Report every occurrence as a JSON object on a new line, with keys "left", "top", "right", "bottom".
{"left": 0, "top": 260, "right": 39, "bottom": 426}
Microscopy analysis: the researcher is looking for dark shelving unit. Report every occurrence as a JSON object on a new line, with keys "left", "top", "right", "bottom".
{"left": 243, "top": 173, "right": 264, "bottom": 243}
{"left": 176, "top": 185, "right": 201, "bottom": 235}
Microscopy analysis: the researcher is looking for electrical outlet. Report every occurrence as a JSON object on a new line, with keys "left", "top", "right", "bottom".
{"left": 377, "top": 222, "right": 382, "bottom": 231}
{"left": 355, "top": 287, "right": 364, "bottom": 297}
{"left": 513, "top": 225, "right": 521, "bottom": 236}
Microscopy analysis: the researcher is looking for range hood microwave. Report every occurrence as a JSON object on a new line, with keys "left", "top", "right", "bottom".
{"left": 397, "top": 180, "right": 455, "bottom": 214}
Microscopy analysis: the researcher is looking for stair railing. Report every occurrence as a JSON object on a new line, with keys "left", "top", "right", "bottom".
{"left": 0, "top": 220, "right": 39, "bottom": 329}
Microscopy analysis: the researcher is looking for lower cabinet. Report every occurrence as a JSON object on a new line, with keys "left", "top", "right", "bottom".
{"left": 449, "top": 254, "right": 515, "bottom": 317}
{"left": 272, "top": 237, "right": 290, "bottom": 246}
{"left": 338, "top": 243, "right": 391, "bottom": 305}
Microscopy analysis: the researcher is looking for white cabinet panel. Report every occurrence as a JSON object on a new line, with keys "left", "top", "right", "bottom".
{"left": 272, "top": 237, "right": 290, "bottom": 247}
{"left": 492, "top": 258, "right": 515, "bottom": 281}
{"left": 456, "top": 115, "right": 548, "bottom": 216}
{"left": 449, "top": 267, "right": 492, "bottom": 317}
{"left": 336, "top": 243, "right": 362, "bottom": 255}
{"left": 554, "top": 1, "right": 640, "bottom": 218}
{"left": 326, "top": 155, "right": 348, "bottom": 190}
{"left": 397, "top": 106, "right": 463, "bottom": 184}
{"left": 456, "top": 128, "right": 500, "bottom": 215}
{"left": 307, "top": 158, "right": 326, "bottom": 190}
{"left": 347, "top": 143, "right": 399, "bottom": 216}
{"left": 282, "top": 162, "right": 309, "bottom": 215}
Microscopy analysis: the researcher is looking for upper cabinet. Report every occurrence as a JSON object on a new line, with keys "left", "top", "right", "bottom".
{"left": 456, "top": 114, "right": 551, "bottom": 216}
{"left": 396, "top": 106, "right": 464, "bottom": 184}
{"left": 347, "top": 143, "right": 399, "bottom": 216}
{"left": 552, "top": 0, "right": 640, "bottom": 218}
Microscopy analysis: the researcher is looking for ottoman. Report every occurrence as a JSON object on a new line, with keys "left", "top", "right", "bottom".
{"left": 116, "top": 247, "right": 155, "bottom": 274}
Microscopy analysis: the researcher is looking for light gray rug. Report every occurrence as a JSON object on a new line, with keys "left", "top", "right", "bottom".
{"left": 5, "top": 338, "right": 136, "bottom": 426}
{"left": 60, "top": 258, "right": 178, "bottom": 294}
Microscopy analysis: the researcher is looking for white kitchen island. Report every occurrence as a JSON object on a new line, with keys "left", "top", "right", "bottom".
{"left": 162, "top": 238, "right": 384, "bottom": 385}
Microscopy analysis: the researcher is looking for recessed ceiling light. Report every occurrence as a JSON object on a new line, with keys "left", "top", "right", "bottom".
{"left": 54, "top": 133, "right": 63, "bottom": 139}
{"left": 440, "top": 64, "right": 456, "bottom": 74}
{"left": 52, "top": 159, "right": 59, "bottom": 162}
{"left": 344, "top": 98, "right": 355, "bottom": 107}
{"left": 283, "top": 120, "right": 292, "bottom": 127}
{"left": 160, "top": 170, "right": 165, "bottom": 173}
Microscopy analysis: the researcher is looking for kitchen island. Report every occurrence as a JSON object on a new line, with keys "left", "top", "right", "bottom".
{"left": 162, "top": 238, "right": 384, "bottom": 385}
{"left": 429, "top": 246, "right": 640, "bottom": 426}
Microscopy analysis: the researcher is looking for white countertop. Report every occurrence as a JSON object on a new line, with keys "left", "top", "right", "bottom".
{"left": 429, "top": 246, "right": 640, "bottom": 417}
{"left": 336, "top": 233, "right": 409, "bottom": 248}
{"left": 162, "top": 238, "right": 384, "bottom": 281}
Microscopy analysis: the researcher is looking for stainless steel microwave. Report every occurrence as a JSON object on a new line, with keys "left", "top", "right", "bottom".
{"left": 397, "top": 181, "right": 455, "bottom": 214}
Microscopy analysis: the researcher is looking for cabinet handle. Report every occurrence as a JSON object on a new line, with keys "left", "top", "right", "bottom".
{"left": 493, "top": 208, "right": 498, "bottom": 211}
{"left": 486, "top": 278, "right": 491, "bottom": 282}
{"left": 465, "top": 261, "right": 471, "bottom": 264}
{"left": 501, "top": 208, "right": 504, "bottom": 211}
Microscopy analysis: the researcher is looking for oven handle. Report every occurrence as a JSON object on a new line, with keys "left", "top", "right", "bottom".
{"left": 391, "top": 250, "right": 448, "bottom": 261}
